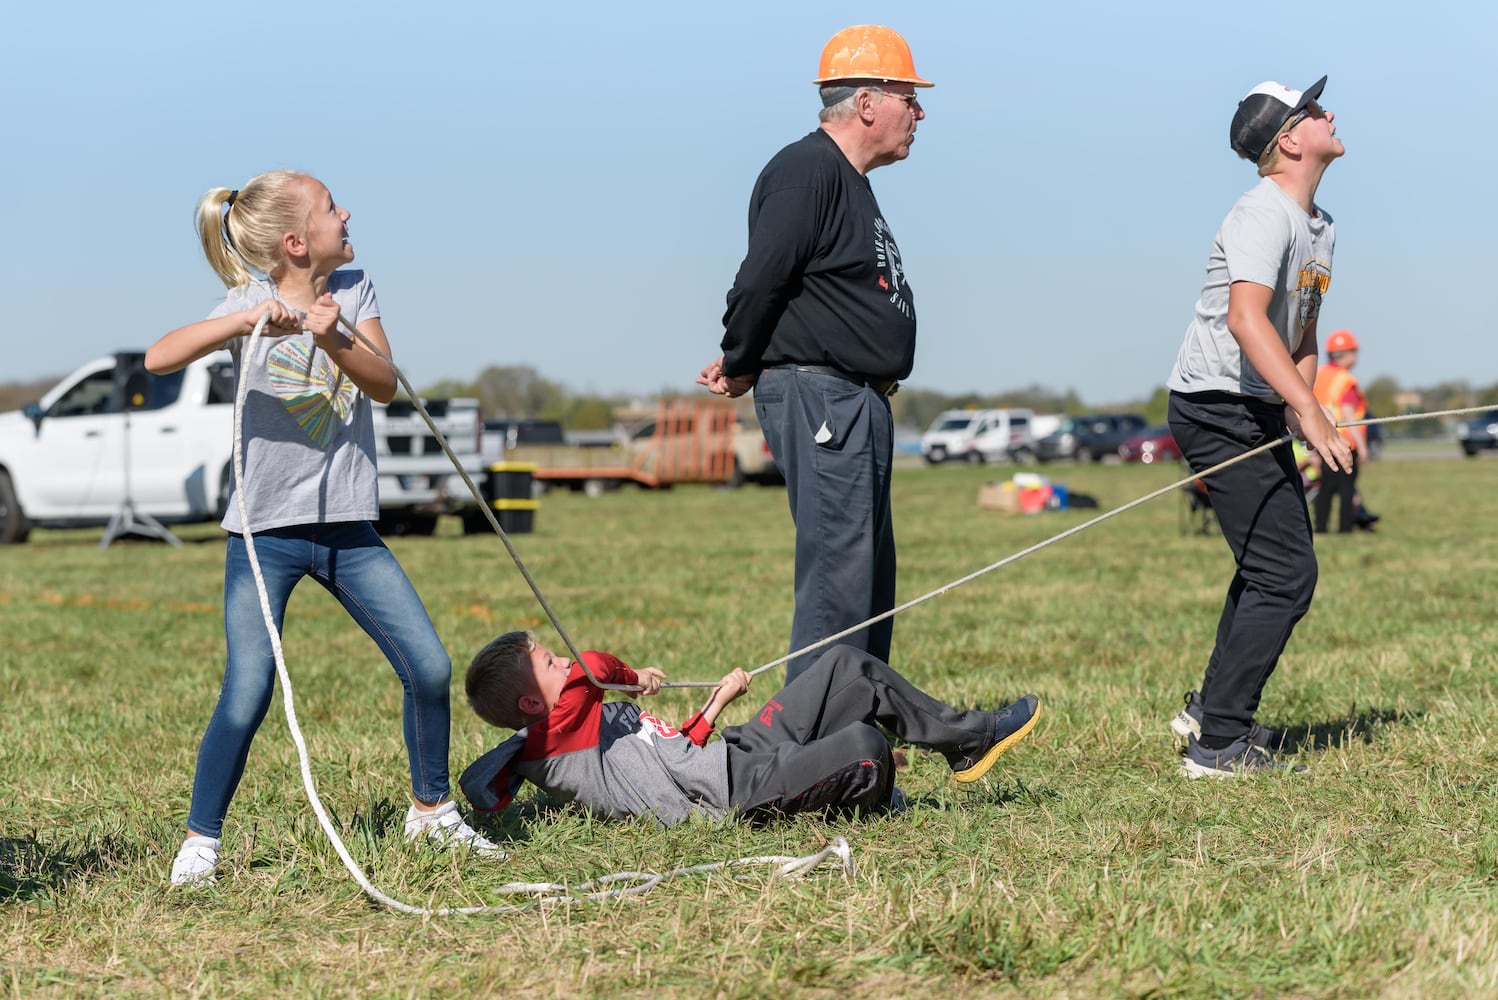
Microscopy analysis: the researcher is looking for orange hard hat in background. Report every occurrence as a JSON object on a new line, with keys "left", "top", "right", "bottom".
{"left": 814, "top": 25, "right": 933, "bottom": 87}
{"left": 1325, "top": 329, "right": 1359, "bottom": 353}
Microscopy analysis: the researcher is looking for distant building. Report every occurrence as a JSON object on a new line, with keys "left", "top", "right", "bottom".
{"left": 1393, "top": 390, "right": 1423, "bottom": 413}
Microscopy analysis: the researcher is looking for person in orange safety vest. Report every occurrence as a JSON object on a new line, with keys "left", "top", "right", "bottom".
{"left": 1311, "top": 329, "right": 1367, "bottom": 533}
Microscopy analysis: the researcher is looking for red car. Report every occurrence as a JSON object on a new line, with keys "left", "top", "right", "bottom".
{"left": 1118, "top": 425, "right": 1181, "bottom": 464}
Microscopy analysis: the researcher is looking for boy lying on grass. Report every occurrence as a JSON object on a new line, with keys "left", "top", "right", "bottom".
{"left": 459, "top": 632, "right": 1040, "bottom": 826}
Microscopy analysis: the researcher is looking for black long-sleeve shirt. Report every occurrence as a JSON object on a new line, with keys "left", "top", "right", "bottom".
{"left": 720, "top": 129, "right": 917, "bottom": 381}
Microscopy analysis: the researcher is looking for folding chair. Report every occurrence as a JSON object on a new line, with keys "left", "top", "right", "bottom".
{"left": 1179, "top": 475, "right": 1216, "bottom": 536}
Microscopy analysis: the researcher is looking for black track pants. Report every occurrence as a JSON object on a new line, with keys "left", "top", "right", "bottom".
{"left": 721, "top": 644, "right": 993, "bottom": 819}
{"left": 1168, "top": 391, "right": 1318, "bottom": 743}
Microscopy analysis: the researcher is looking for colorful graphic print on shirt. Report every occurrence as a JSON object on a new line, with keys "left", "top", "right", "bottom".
{"left": 266, "top": 340, "right": 357, "bottom": 448}
{"left": 1296, "top": 258, "right": 1332, "bottom": 332}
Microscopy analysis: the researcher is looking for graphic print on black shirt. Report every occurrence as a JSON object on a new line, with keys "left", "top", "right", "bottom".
{"left": 873, "top": 216, "right": 911, "bottom": 320}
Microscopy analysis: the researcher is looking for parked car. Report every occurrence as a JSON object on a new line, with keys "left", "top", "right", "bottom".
{"left": 1457, "top": 409, "right": 1498, "bottom": 457}
{"left": 0, "top": 350, "right": 488, "bottom": 545}
{"left": 920, "top": 408, "right": 1035, "bottom": 464}
{"left": 1118, "top": 425, "right": 1182, "bottom": 465}
{"left": 1034, "top": 413, "right": 1149, "bottom": 463}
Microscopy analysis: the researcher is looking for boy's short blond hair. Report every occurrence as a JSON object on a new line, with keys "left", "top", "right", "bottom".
{"left": 466, "top": 630, "right": 542, "bottom": 730}
{"left": 1256, "top": 111, "right": 1306, "bottom": 176}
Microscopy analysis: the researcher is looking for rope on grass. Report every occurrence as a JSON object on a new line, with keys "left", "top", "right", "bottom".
{"left": 234, "top": 311, "right": 851, "bottom": 916}
{"left": 485, "top": 837, "right": 854, "bottom": 905}
{"left": 251, "top": 313, "right": 1485, "bottom": 911}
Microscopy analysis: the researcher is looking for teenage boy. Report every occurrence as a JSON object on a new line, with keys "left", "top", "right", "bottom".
{"left": 1164, "top": 76, "right": 1354, "bottom": 777}
{"left": 459, "top": 632, "right": 1039, "bottom": 826}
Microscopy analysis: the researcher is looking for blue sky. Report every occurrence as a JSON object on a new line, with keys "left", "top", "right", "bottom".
{"left": 4, "top": 0, "right": 1492, "bottom": 406}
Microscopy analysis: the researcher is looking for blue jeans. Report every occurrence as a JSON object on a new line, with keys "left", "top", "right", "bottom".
{"left": 186, "top": 522, "right": 452, "bottom": 838}
{"left": 754, "top": 368, "right": 897, "bottom": 682}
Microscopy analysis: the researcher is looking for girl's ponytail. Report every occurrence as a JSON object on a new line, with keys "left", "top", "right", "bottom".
{"left": 193, "top": 170, "right": 304, "bottom": 288}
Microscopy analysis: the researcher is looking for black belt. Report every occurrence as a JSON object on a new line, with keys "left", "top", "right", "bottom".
{"left": 776, "top": 365, "right": 899, "bottom": 397}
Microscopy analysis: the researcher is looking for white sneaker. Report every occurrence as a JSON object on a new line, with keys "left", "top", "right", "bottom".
{"left": 403, "top": 801, "right": 507, "bottom": 860}
{"left": 170, "top": 835, "right": 221, "bottom": 886}
{"left": 1171, "top": 690, "right": 1203, "bottom": 740}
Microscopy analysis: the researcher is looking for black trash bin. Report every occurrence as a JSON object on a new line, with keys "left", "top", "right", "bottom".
{"left": 466, "top": 462, "right": 539, "bottom": 535}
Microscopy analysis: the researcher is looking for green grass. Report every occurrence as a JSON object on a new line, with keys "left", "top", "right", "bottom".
{"left": 2, "top": 455, "right": 1496, "bottom": 998}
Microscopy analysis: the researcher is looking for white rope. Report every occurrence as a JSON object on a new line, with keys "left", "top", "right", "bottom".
{"left": 249, "top": 309, "right": 1486, "bottom": 911}
{"left": 731, "top": 406, "right": 1498, "bottom": 683}
{"left": 232, "top": 312, "right": 850, "bottom": 915}
{"left": 484, "top": 837, "right": 854, "bottom": 905}
{"left": 329, "top": 307, "right": 1495, "bottom": 691}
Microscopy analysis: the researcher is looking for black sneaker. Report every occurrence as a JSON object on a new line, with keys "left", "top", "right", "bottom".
{"left": 1180, "top": 735, "right": 1305, "bottom": 779}
{"left": 1170, "top": 690, "right": 1285, "bottom": 752}
{"left": 950, "top": 694, "right": 1040, "bottom": 783}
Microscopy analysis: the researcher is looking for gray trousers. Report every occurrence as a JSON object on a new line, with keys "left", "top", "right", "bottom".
{"left": 721, "top": 645, "right": 993, "bottom": 820}
{"left": 753, "top": 367, "right": 896, "bottom": 681}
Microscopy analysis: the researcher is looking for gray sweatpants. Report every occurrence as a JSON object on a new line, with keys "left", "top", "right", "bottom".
{"left": 721, "top": 645, "right": 994, "bottom": 820}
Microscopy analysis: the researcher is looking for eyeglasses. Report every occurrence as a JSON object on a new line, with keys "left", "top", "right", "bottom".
{"left": 878, "top": 90, "right": 920, "bottom": 110}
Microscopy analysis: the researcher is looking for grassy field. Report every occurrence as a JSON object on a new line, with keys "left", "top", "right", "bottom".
{"left": 2, "top": 453, "right": 1496, "bottom": 998}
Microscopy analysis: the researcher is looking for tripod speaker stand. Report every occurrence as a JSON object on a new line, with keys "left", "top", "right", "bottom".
{"left": 100, "top": 358, "right": 183, "bottom": 550}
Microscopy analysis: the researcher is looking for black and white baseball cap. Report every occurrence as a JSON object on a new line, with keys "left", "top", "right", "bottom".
{"left": 1229, "top": 76, "right": 1327, "bottom": 162}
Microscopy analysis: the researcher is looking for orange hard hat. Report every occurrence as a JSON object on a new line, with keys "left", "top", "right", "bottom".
{"left": 1325, "top": 329, "right": 1359, "bottom": 353}
{"left": 814, "top": 25, "right": 933, "bottom": 87}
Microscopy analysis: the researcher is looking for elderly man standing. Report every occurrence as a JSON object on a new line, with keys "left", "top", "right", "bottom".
{"left": 698, "top": 25, "right": 930, "bottom": 681}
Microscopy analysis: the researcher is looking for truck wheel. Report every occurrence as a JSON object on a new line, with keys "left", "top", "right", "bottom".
{"left": 375, "top": 512, "right": 438, "bottom": 537}
{"left": 1464, "top": 444, "right": 1480, "bottom": 457}
{"left": 0, "top": 470, "right": 30, "bottom": 545}
{"left": 925, "top": 446, "right": 947, "bottom": 464}
{"left": 1075, "top": 446, "right": 1095, "bottom": 464}
{"left": 404, "top": 514, "right": 439, "bottom": 536}
{"left": 964, "top": 450, "right": 985, "bottom": 466}
{"left": 583, "top": 478, "right": 608, "bottom": 499}
{"left": 462, "top": 508, "right": 493, "bottom": 535}
{"left": 1010, "top": 447, "right": 1036, "bottom": 466}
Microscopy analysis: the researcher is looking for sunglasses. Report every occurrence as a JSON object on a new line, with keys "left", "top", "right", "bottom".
{"left": 1283, "top": 101, "right": 1324, "bottom": 132}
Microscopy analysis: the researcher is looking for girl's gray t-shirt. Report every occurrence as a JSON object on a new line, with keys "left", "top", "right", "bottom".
{"left": 1167, "top": 177, "right": 1335, "bottom": 400}
{"left": 208, "top": 271, "right": 381, "bottom": 533}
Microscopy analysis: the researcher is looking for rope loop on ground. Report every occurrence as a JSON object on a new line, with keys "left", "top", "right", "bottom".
{"left": 235, "top": 311, "right": 850, "bottom": 915}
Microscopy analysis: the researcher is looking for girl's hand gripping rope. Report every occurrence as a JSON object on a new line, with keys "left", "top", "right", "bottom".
{"left": 303, "top": 291, "right": 344, "bottom": 343}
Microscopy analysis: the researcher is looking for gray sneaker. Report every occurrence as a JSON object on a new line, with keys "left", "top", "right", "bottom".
{"left": 1170, "top": 690, "right": 1286, "bottom": 752}
{"left": 1180, "top": 735, "right": 1306, "bottom": 779}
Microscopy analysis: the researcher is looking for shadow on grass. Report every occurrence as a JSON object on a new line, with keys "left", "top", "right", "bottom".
{"left": 0, "top": 835, "right": 132, "bottom": 902}
{"left": 1279, "top": 705, "right": 1425, "bottom": 754}
{"left": 315, "top": 796, "right": 552, "bottom": 856}
{"left": 892, "top": 778, "right": 1053, "bottom": 815}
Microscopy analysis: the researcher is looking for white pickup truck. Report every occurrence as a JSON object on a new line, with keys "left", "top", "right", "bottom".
{"left": 0, "top": 351, "right": 483, "bottom": 544}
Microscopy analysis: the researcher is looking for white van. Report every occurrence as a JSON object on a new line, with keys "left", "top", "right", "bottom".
{"left": 920, "top": 408, "right": 1036, "bottom": 464}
